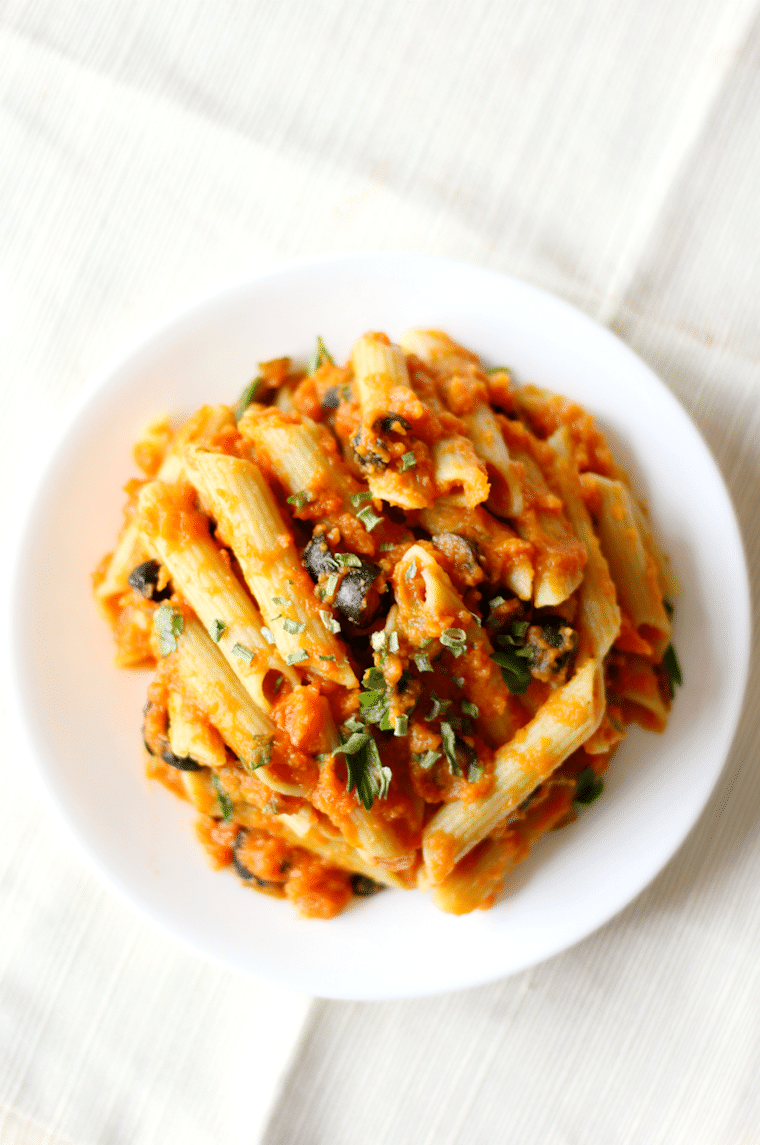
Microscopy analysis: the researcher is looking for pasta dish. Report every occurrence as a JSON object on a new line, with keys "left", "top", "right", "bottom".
{"left": 93, "top": 329, "right": 680, "bottom": 917}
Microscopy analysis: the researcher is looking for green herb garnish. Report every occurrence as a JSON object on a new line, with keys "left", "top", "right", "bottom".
{"left": 574, "top": 767, "right": 604, "bottom": 808}
{"left": 357, "top": 505, "right": 384, "bottom": 532}
{"left": 414, "top": 652, "right": 433, "bottom": 673}
{"left": 462, "top": 700, "right": 479, "bottom": 718}
{"left": 400, "top": 451, "right": 416, "bottom": 472}
{"left": 663, "top": 643, "right": 682, "bottom": 687}
{"left": 209, "top": 618, "right": 226, "bottom": 642}
{"left": 286, "top": 648, "right": 309, "bottom": 665}
{"left": 231, "top": 642, "right": 254, "bottom": 663}
{"left": 260, "top": 627, "right": 276, "bottom": 645}
{"left": 154, "top": 604, "right": 184, "bottom": 656}
{"left": 286, "top": 490, "right": 312, "bottom": 512}
{"left": 282, "top": 618, "right": 306, "bottom": 635}
{"left": 440, "top": 628, "right": 467, "bottom": 657}
{"left": 490, "top": 647, "right": 532, "bottom": 694}
{"left": 234, "top": 378, "right": 261, "bottom": 421}
{"left": 334, "top": 730, "right": 392, "bottom": 810}
{"left": 414, "top": 749, "right": 441, "bottom": 770}
{"left": 211, "top": 772, "right": 234, "bottom": 821}
{"left": 307, "top": 336, "right": 334, "bottom": 375}
{"left": 335, "top": 552, "right": 362, "bottom": 568}
{"left": 350, "top": 491, "right": 373, "bottom": 507}
{"left": 439, "top": 722, "right": 462, "bottom": 776}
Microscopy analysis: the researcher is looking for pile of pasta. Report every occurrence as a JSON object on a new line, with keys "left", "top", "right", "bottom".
{"left": 94, "top": 329, "right": 680, "bottom": 918}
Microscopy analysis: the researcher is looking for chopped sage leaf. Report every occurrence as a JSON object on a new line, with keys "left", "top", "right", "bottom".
{"left": 394, "top": 715, "right": 409, "bottom": 737}
{"left": 286, "top": 490, "right": 312, "bottom": 511}
{"left": 378, "top": 542, "right": 395, "bottom": 551}
{"left": 365, "top": 667, "right": 386, "bottom": 690}
{"left": 337, "top": 729, "right": 391, "bottom": 810}
{"left": 155, "top": 604, "right": 184, "bottom": 656}
{"left": 324, "top": 572, "right": 339, "bottom": 598}
{"left": 387, "top": 631, "right": 400, "bottom": 654}
{"left": 414, "top": 652, "right": 433, "bottom": 673}
{"left": 209, "top": 618, "right": 226, "bottom": 642}
{"left": 260, "top": 626, "right": 276, "bottom": 644}
{"left": 315, "top": 609, "right": 338, "bottom": 636}
{"left": 400, "top": 451, "right": 416, "bottom": 472}
{"left": 286, "top": 648, "right": 309, "bottom": 665}
{"left": 335, "top": 731, "right": 370, "bottom": 755}
{"left": 234, "top": 377, "right": 261, "bottom": 421}
{"left": 663, "top": 643, "right": 682, "bottom": 688}
{"left": 231, "top": 642, "right": 254, "bottom": 663}
{"left": 272, "top": 596, "right": 290, "bottom": 606}
{"left": 307, "top": 335, "right": 334, "bottom": 375}
{"left": 350, "top": 491, "right": 373, "bottom": 507}
{"left": 344, "top": 715, "right": 364, "bottom": 734}
{"left": 336, "top": 552, "right": 362, "bottom": 568}
{"left": 453, "top": 677, "right": 465, "bottom": 688}
{"left": 282, "top": 618, "right": 305, "bottom": 635}
{"left": 462, "top": 700, "right": 479, "bottom": 718}
{"left": 490, "top": 648, "right": 531, "bottom": 694}
{"left": 370, "top": 630, "right": 387, "bottom": 652}
{"left": 319, "top": 654, "right": 336, "bottom": 661}
{"left": 273, "top": 674, "right": 284, "bottom": 693}
{"left": 211, "top": 773, "right": 234, "bottom": 821}
{"left": 415, "top": 749, "right": 441, "bottom": 770}
{"left": 424, "top": 694, "right": 452, "bottom": 721}
{"left": 357, "top": 505, "right": 384, "bottom": 532}
{"left": 439, "top": 722, "right": 461, "bottom": 776}
{"left": 467, "top": 760, "right": 483, "bottom": 784}
{"left": 575, "top": 767, "right": 604, "bottom": 807}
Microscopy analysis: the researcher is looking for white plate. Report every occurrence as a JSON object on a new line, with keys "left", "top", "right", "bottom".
{"left": 7, "top": 253, "right": 750, "bottom": 999}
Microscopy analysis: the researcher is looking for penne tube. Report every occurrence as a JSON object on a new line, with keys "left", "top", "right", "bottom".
{"left": 137, "top": 480, "right": 298, "bottom": 709}
{"left": 170, "top": 614, "right": 303, "bottom": 796}
{"left": 429, "top": 833, "right": 526, "bottom": 914}
{"left": 420, "top": 497, "right": 534, "bottom": 601}
{"left": 548, "top": 427, "right": 621, "bottom": 660}
{"left": 183, "top": 447, "right": 357, "bottom": 689}
{"left": 233, "top": 803, "right": 417, "bottom": 890}
{"left": 395, "top": 544, "right": 521, "bottom": 730}
{"left": 592, "top": 475, "right": 672, "bottom": 654}
{"left": 422, "top": 658, "right": 605, "bottom": 883}
{"left": 351, "top": 332, "right": 424, "bottom": 430}
{"left": 239, "top": 407, "right": 364, "bottom": 518}
{"left": 96, "top": 405, "right": 236, "bottom": 606}
{"left": 167, "top": 689, "right": 227, "bottom": 769}
{"left": 461, "top": 402, "right": 524, "bottom": 517}
{"left": 431, "top": 435, "right": 490, "bottom": 508}
{"left": 181, "top": 767, "right": 223, "bottom": 816}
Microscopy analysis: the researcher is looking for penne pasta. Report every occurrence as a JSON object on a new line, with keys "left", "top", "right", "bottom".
{"left": 183, "top": 446, "right": 357, "bottom": 690}
{"left": 96, "top": 328, "right": 680, "bottom": 918}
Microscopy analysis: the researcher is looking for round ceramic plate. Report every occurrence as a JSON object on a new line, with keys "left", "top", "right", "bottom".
{"left": 7, "top": 253, "right": 750, "bottom": 999}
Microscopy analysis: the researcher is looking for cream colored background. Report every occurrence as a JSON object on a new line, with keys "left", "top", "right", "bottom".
{"left": 1, "top": 2, "right": 759, "bottom": 1142}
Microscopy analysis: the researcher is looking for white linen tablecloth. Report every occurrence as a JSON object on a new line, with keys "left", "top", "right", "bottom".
{"left": 1, "top": 2, "right": 759, "bottom": 1142}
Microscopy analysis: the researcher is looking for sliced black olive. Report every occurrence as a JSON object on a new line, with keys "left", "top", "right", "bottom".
{"left": 128, "top": 559, "right": 172, "bottom": 601}
{"left": 351, "top": 874, "right": 384, "bottom": 897}
{"left": 302, "top": 531, "right": 340, "bottom": 581}
{"left": 379, "top": 414, "right": 410, "bottom": 433}
{"left": 351, "top": 431, "right": 388, "bottom": 472}
{"left": 431, "top": 533, "right": 485, "bottom": 586}
{"left": 160, "top": 748, "right": 203, "bottom": 772}
{"left": 233, "top": 830, "right": 279, "bottom": 887}
{"left": 334, "top": 562, "right": 382, "bottom": 626}
{"left": 321, "top": 385, "right": 340, "bottom": 410}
